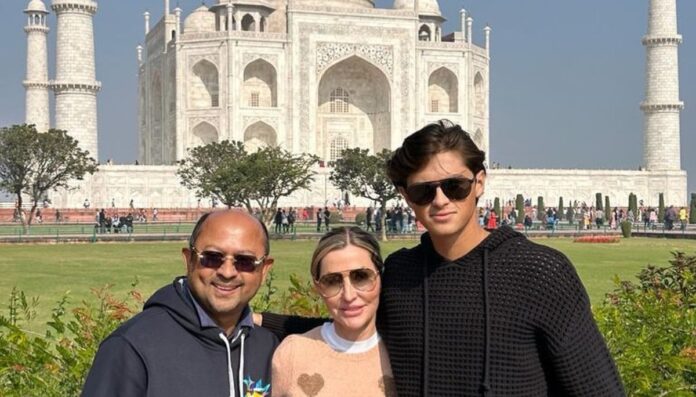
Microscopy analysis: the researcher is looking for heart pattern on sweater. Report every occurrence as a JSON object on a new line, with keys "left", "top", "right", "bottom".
{"left": 297, "top": 373, "right": 324, "bottom": 397}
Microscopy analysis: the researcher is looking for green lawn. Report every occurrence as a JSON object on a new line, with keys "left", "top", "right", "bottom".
{"left": 1, "top": 237, "right": 695, "bottom": 332}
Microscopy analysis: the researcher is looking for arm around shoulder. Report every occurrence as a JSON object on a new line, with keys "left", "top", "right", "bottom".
{"left": 81, "top": 335, "right": 147, "bottom": 397}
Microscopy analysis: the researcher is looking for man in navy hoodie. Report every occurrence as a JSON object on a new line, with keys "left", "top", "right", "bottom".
{"left": 82, "top": 210, "right": 278, "bottom": 397}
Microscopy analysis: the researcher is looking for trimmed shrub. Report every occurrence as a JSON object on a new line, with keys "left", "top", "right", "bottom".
{"left": 558, "top": 197, "right": 564, "bottom": 221}
{"left": 515, "top": 194, "right": 525, "bottom": 224}
{"left": 328, "top": 210, "right": 342, "bottom": 224}
{"left": 354, "top": 211, "right": 366, "bottom": 226}
{"left": 658, "top": 193, "right": 665, "bottom": 223}
{"left": 566, "top": 206, "right": 574, "bottom": 225}
{"left": 596, "top": 192, "right": 603, "bottom": 210}
{"left": 690, "top": 193, "right": 696, "bottom": 224}
{"left": 605, "top": 196, "right": 611, "bottom": 222}
{"left": 620, "top": 220, "right": 632, "bottom": 238}
{"left": 537, "top": 196, "right": 545, "bottom": 221}
{"left": 493, "top": 197, "right": 501, "bottom": 220}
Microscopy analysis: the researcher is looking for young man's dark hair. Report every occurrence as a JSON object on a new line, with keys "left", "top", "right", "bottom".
{"left": 387, "top": 119, "right": 486, "bottom": 188}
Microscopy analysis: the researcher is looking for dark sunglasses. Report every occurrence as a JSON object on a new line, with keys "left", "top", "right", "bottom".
{"left": 315, "top": 268, "right": 379, "bottom": 298}
{"left": 404, "top": 176, "right": 476, "bottom": 206}
{"left": 191, "top": 247, "right": 266, "bottom": 272}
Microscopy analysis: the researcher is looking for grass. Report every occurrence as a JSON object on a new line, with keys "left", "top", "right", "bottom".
{"left": 1, "top": 237, "right": 695, "bottom": 332}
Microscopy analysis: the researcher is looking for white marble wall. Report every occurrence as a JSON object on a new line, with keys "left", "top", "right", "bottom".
{"left": 50, "top": 165, "right": 688, "bottom": 209}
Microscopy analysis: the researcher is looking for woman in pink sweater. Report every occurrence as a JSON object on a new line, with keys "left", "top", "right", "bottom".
{"left": 271, "top": 227, "right": 395, "bottom": 396}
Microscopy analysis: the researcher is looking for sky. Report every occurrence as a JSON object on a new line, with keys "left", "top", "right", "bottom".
{"left": 0, "top": 0, "right": 694, "bottom": 194}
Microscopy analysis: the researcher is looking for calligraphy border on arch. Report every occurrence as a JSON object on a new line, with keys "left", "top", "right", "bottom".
{"left": 297, "top": 22, "right": 413, "bottom": 153}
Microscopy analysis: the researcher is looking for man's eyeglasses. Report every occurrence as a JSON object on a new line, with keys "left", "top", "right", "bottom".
{"left": 404, "top": 176, "right": 476, "bottom": 206}
{"left": 191, "top": 247, "right": 266, "bottom": 272}
{"left": 314, "top": 268, "right": 379, "bottom": 298}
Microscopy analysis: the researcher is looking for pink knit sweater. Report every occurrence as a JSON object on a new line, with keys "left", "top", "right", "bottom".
{"left": 271, "top": 325, "right": 395, "bottom": 397}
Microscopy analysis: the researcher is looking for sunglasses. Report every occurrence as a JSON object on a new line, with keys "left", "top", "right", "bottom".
{"left": 191, "top": 247, "right": 266, "bottom": 272}
{"left": 404, "top": 176, "right": 476, "bottom": 206}
{"left": 314, "top": 268, "right": 379, "bottom": 298}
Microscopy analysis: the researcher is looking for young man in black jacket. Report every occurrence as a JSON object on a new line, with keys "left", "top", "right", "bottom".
{"left": 261, "top": 121, "right": 625, "bottom": 396}
{"left": 82, "top": 210, "right": 278, "bottom": 397}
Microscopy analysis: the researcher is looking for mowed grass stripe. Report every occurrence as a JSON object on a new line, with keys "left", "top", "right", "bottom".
{"left": 1, "top": 237, "right": 695, "bottom": 333}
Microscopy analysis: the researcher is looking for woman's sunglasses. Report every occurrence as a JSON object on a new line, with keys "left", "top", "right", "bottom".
{"left": 314, "top": 268, "right": 379, "bottom": 298}
{"left": 191, "top": 247, "right": 266, "bottom": 272}
{"left": 404, "top": 176, "right": 476, "bottom": 206}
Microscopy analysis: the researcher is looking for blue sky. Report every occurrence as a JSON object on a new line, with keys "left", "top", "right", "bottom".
{"left": 0, "top": 0, "right": 694, "bottom": 194}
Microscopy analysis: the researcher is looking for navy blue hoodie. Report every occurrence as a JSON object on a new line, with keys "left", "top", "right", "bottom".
{"left": 81, "top": 277, "right": 278, "bottom": 397}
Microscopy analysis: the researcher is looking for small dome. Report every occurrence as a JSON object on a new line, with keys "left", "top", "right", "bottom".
{"left": 393, "top": 0, "right": 441, "bottom": 16}
{"left": 25, "top": 0, "right": 48, "bottom": 13}
{"left": 184, "top": 5, "right": 216, "bottom": 33}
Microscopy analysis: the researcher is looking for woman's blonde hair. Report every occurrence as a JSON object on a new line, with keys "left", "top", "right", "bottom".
{"left": 310, "top": 226, "right": 383, "bottom": 280}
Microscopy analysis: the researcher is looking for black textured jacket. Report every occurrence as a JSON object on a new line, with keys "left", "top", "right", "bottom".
{"left": 82, "top": 277, "right": 278, "bottom": 397}
{"left": 263, "top": 226, "right": 625, "bottom": 396}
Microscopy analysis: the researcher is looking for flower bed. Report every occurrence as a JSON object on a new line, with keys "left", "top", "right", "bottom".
{"left": 573, "top": 235, "right": 621, "bottom": 243}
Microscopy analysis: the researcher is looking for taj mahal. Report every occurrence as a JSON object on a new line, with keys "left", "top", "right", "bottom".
{"left": 22, "top": 0, "right": 687, "bottom": 208}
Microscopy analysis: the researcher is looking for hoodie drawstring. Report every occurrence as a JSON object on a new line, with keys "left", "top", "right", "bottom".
{"left": 422, "top": 258, "right": 430, "bottom": 396}
{"left": 219, "top": 333, "right": 235, "bottom": 397}
{"left": 481, "top": 248, "right": 491, "bottom": 396}
{"left": 219, "top": 330, "right": 247, "bottom": 397}
{"left": 239, "top": 332, "right": 246, "bottom": 397}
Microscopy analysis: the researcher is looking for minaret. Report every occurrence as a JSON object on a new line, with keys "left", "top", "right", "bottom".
{"left": 51, "top": 0, "right": 101, "bottom": 159}
{"left": 23, "top": 0, "right": 50, "bottom": 132}
{"left": 642, "top": 0, "right": 683, "bottom": 171}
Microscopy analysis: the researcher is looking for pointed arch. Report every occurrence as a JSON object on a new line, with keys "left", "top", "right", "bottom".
{"left": 192, "top": 122, "right": 219, "bottom": 146}
{"left": 419, "top": 24, "right": 431, "bottom": 41}
{"left": 189, "top": 59, "right": 219, "bottom": 109}
{"left": 474, "top": 72, "right": 485, "bottom": 118}
{"left": 428, "top": 67, "right": 458, "bottom": 113}
{"left": 243, "top": 59, "right": 277, "bottom": 107}
{"left": 318, "top": 55, "right": 391, "bottom": 156}
{"left": 244, "top": 121, "right": 277, "bottom": 152}
{"left": 241, "top": 14, "right": 255, "bottom": 31}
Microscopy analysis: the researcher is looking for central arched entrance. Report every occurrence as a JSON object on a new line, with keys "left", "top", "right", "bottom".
{"left": 317, "top": 56, "right": 391, "bottom": 160}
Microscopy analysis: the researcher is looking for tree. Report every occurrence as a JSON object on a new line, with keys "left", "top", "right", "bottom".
{"left": 177, "top": 141, "right": 318, "bottom": 224}
{"left": 605, "top": 196, "right": 611, "bottom": 222}
{"left": 243, "top": 146, "right": 318, "bottom": 224}
{"left": 537, "top": 196, "right": 545, "bottom": 221}
{"left": 329, "top": 148, "right": 398, "bottom": 241}
{"left": 690, "top": 193, "right": 696, "bottom": 224}
{"left": 515, "top": 194, "right": 524, "bottom": 224}
{"left": 596, "top": 192, "right": 603, "bottom": 210}
{"left": 0, "top": 124, "right": 98, "bottom": 230}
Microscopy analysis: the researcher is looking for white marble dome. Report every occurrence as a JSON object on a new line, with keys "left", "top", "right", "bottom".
{"left": 216, "top": 0, "right": 274, "bottom": 6}
{"left": 393, "top": 0, "right": 441, "bottom": 16}
{"left": 184, "top": 6, "right": 216, "bottom": 33}
{"left": 25, "top": 0, "right": 48, "bottom": 13}
{"left": 293, "top": 0, "right": 374, "bottom": 9}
